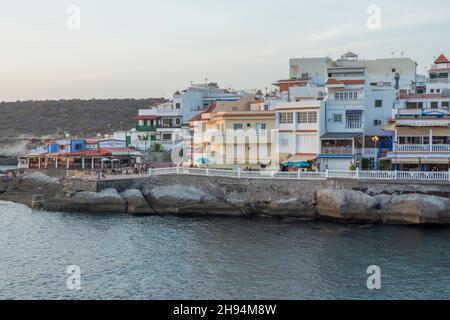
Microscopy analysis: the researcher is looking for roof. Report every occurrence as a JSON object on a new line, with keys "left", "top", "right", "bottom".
{"left": 326, "top": 78, "right": 365, "bottom": 86}
{"left": 435, "top": 54, "right": 450, "bottom": 64}
{"left": 189, "top": 103, "right": 219, "bottom": 122}
{"left": 321, "top": 132, "right": 362, "bottom": 140}
{"left": 399, "top": 93, "right": 445, "bottom": 100}
{"left": 135, "top": 115, "right": 160, "bottom": 120}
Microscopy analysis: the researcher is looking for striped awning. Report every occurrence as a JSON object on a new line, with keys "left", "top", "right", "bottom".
{"left": 389, "top": 157, "right": 450, "bottom": 164}
{"left": 395, "top": 120, "right": 449, "bottom": 127}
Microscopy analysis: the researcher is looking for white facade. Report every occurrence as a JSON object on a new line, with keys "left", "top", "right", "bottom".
{"left": 275, "top": 100, "right": 325, "bottom": 157}
{"left": 178, "top": 83, "right": 247, "bottom": 123}
{"left": 339, "top": 56, "right": 417, "bottom": 92}
{"left": 289, "top": 57, "right": 334, "bottom": 85}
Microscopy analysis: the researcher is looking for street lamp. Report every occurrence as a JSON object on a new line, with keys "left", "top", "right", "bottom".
{"left": 65, "top": 133, "right": 70, "bottom": 170}
{"left": 372, "top": 136, "right": 380, "bottom": 170}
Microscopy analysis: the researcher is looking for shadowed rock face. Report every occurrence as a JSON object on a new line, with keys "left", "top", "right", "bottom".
{"left": 317, "top": 189, "right": 450, "bottom": 225}
{"left": 317, "top": 189, "right": 380, "bottom": 223}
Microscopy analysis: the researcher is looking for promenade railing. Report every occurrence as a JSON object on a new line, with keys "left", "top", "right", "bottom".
{"left": 148, "top": 167, "right": 450, "bottom": 182}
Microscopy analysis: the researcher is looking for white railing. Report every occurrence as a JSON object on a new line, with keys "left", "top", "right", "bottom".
{"left": 148, "top": 167, "right": 450, "bottom": 182}
{"left": 394, "top": 144, "right": 450, "bottom": 152}
{"left": 345, "top": 121, "right": 362, "bottom": 129}
{"left": 321, "top": 147, "right": 358, "bottom": 155}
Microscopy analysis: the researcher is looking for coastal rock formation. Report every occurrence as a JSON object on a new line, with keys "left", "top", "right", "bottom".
{"left": 4, "top": 171, "right": 450, "bottom": 225}
{"left": 317, "top": 189, "right": 381, "bottom": 223}
{"left": 52, "top": 188, "right": 126, "bottom": 213}
{"left": 144, "top": 184, "right": 245, "bottom": 217}
{"left": 120, "top": 189, "right": 155, "bottom": 215}
{"left": 379, "top": 194, "right": 450, "bottom": 224}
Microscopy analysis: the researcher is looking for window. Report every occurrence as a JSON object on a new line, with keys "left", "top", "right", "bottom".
{"left": 333, "top": 114, "right": 342, "bottom": 123}
{"left": 298, "top": 112, "right": 308, "bottom": 123}
{"left": 308, "top": 112, "right": 317, "bottom": 123}
{"left": 75, "top": 144, "right": 82, "bottom": 150}
{"left": 374, "top": 120, "right": 382, "bottom": 126}
{"left": 162, "top": 134, "right": 172, "bottom": 141}
{"left": 176, "top": 118, "right": 181, "bottom": 125}
{"left": 247, "top": 123, "right": 251, "bottom": 128}
{"left": 233, "top": 123, "right": 243, "bottom": 131}
{"left": 297, "top": 112, "right": 317, "bottom": 123}
{"left": 375, "top": 100, "right": 383, "bottom": 108}
{"left": 442, "top": 102, "right": 449, "bottom": 108}
{"left": 431, "top": 89, "right": 435, "bottom": 93}
{"left": 279, "top": 113, "right": 293, "bottom": 124}
{"left": 437, "top": 89, "right": 441, "bottom": 93}
{"left": 392, "top": 68, "right": 396, "bottom": 73}
{"left": 431, "top": 102, "right": 439, "bottom": 109}
{"left": 335, "top": 91, "right": 358, "bottom": 100}
{"left": 175, "top": 103, "right": 181, "bottom": 109}
{"left": 256, "top": 123, "right": 267, "bottom": 133}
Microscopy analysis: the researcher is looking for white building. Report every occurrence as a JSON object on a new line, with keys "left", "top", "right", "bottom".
{"left": 275, "top": 99, "right": 325, "bottom": 170}
{"left": 289, "top": 57, "right": 334, "bottom": 85}
{"left": 426, "top": 54, "right": 450, "bottom": 94}
{"left": 319, "top": 66, "right": 367, "bottom": 170}
{"left": 338, "top": 52, "right": 417, "bottom": 93}
{"left": 177, "top": 82, "right": 248, "bottom": 124}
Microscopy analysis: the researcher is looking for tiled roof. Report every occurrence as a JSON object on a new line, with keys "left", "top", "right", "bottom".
{"left": 400, "top": 93, "right": 443, "bottom": 100}
{"left": 326, "top": 78, "right": 365, "bottom": 86}
{"left": 435, "top": 54, "right": 450, "bottom": 64}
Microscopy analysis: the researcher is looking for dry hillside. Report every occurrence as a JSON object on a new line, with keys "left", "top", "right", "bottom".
{"left": 0, "top": 98, "right": 165, "bottom": 157}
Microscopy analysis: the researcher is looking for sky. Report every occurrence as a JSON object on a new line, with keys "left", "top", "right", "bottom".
{"left": 1, "top": 0, "right": 450, "bottom": 101}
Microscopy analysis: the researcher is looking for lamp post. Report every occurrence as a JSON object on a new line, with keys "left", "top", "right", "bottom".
{"left": 65, "top": 132, "right": 70, "bottom": 170}
{"left": 372, "top": 136, "right": 380, "bottom": 170}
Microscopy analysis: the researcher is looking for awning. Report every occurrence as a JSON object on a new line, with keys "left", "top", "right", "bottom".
{"left": 282, "top": 154, "right": 317, "bottom": 167}
{"left": 135, "top": 115, "right": 160, "bottom": 120}
{"left": 389, "top": 157, "right": 450, "bottom": 164}
{"left": 395, "top": 120, "right": 449, "bottom": 127}
{"left": 321, "top": 132, "right": 362, "bottom": 140}
{"left": 383, "top": 122, "right": 396, "bottom": 132}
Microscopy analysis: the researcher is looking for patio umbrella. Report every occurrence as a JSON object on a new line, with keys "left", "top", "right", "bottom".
{"left": 283, "top": 161, "right": 311, "bottom": 168}
{"left": 195, "top": 157, "right": 209, "bottom": 164}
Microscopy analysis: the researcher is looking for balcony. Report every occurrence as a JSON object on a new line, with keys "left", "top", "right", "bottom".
{"left": 136, "top": 125, "right": 157, "bottom": 132}
{"left": 327, "top": 99, "right": 364, "bottom": 106}
{"left": 345, "top": 121, "right": 363, "bottom": 129}
{"left": 394, "top": 144, "right": 450, "bottom": 152}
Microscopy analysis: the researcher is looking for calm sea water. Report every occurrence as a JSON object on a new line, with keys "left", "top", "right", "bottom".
{"left": 1, "top": 200, "right": 450, "bottom": 300}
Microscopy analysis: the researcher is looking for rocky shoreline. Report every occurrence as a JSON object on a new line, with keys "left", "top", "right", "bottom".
{"left": 3, "top": 171, "right": 450, "bottom": 225}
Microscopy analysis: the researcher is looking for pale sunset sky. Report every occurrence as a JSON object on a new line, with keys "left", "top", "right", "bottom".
{"left": 1, "top": 0, "right": 450, "bottom": 101}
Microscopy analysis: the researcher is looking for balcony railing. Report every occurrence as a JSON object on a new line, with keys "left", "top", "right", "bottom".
{"left": 136, "top": 125, "right": 157, "bottom": 132}
{"left": 394, "top": 144, "right": 450, "bottom": 152}
{"left": 345, "top": 121, "right": 362, "bottom": 129}
{"left": 327, "top": 99, "right": 364, "bottom": 106}
{"left": 321, "top": 147, "right": 361, "bottom": 155}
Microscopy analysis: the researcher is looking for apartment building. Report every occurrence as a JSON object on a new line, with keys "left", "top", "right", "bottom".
{"left": 190, "top": 97, "right": 276, "bottom": 170}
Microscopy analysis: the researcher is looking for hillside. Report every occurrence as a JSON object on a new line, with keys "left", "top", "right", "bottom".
{"left": 0, "top": 98, "right": 165, "bottom": 157}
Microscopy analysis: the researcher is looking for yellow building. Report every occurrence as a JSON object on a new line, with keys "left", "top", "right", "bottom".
{"left": 190, "top": 97, "right": 277, "bottom": 170}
